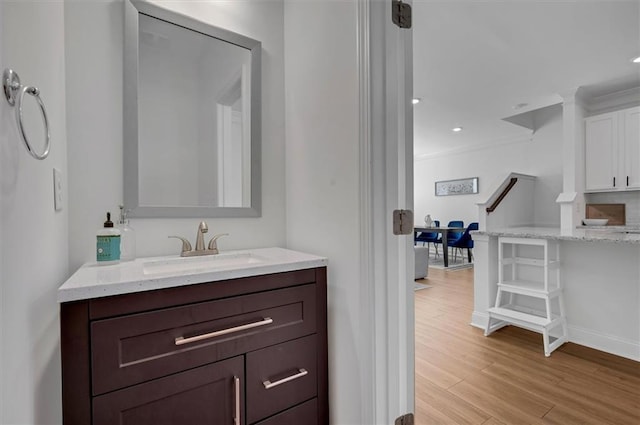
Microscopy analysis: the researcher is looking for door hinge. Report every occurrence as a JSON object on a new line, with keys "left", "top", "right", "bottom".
{"left": 392, "top": 0, "right": 412, "bottom": 29}
{"left": 393, "top": 209, "right": 414, "bottom": 235}
{"left": 395, "top": 413, "right": 415, "bottom": 425}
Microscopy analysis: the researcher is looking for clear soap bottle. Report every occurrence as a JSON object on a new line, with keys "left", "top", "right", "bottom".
{"left": 118, "top": 205, "right": 137, "bottom": 262}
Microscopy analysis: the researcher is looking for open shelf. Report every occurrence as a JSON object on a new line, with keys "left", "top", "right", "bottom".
{"left": 486, "top": 237, "right": 567, "bottom": 357}
{"left": 498, "top": 280, "right": 561, "bottom": 297}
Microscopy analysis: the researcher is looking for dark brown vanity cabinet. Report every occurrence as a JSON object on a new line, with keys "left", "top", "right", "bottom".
{"left": 61, "top": 267, "right": 328, "bottom": 425}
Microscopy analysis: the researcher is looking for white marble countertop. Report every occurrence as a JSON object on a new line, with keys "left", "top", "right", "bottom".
{"left": 475, "top": 226, "right": 640, "bottom": 245}
{"left": 58, "top": 247, "right": 328, "bottom": 303}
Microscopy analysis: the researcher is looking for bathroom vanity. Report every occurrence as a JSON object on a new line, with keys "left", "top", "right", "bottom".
{"left": 58, "top": 248, "right": 328, "bottom": 425}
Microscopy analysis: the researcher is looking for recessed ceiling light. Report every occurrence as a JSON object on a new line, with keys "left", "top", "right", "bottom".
{"left": 452, "top": 127, "right": 463, "bottom": 132}
{"left": 632, "top": 56, "right": 640, "bottom": 64}
{"left": 412, "top": 98, "right": 421, "bottom": 105}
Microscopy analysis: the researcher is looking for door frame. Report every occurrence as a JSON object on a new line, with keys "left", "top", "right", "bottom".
{"left": 357, "top": 0, "right": 414, "bottom": 423}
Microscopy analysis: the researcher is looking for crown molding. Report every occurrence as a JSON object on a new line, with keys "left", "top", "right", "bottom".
{"left": 584, "top": 86, "right": 640, "bottom": 115}
{"left": 414, "top": 133, "right": 533, "bottom": 161}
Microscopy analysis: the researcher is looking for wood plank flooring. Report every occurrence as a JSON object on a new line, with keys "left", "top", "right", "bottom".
{"left": 414, "top": 267, "right": 640, "bottom": 425}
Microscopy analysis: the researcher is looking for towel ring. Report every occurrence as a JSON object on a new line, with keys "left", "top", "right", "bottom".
{"left": 2, "top": 68, "right": 51, "bottom": 160}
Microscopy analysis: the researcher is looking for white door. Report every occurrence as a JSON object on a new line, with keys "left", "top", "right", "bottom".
{"left": 366, "top": 1, "right": 415, "bottom": 422}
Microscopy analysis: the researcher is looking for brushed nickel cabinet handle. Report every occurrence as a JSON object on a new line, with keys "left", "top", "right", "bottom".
{"left": 262, "top": 368, "right": 308, "bottom": 390}
{"left": 234, "top": 375, "right": 241, "bottom": 425}
{"left": 174, "top": 317, "right": 273, "bottom": 346}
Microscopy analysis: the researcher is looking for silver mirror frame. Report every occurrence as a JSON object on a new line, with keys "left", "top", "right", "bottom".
{"left": 124, "top": 0, "right": 261, "bottom": 218}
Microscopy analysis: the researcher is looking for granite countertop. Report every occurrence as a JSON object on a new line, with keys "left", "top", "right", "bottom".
{"left": 58, "top": 247, "right": 327, "bottom": 303}
{"left": 475, "top": 226, "right": 640, "bottom": 245}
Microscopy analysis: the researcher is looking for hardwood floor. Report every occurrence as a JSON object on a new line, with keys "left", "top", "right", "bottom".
{"left": 414, "top": 267, "right": 640, "bottom": 425}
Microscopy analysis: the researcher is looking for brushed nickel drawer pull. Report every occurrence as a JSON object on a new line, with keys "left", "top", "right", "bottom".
{"left": 234, "top": 375, "right": 241, "bottom": 425}
{"left": 262, "top": 368, "right": 308, "bottom": 389}
{"left": 174, "top": 317, "right": 273, "bottom": 346}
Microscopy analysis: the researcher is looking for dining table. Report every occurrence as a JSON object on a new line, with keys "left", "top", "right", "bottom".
{"left": 414, "top": 225, "right": 466, "bottom": 268}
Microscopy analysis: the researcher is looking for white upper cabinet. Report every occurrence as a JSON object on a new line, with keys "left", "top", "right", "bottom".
{"left": 585, "top": 106, "right": 640, "bottom": 192}
{"left": 585, "top": 112, "right": 618, "bottom": 191}
{"left": 624, "top": 107, "right": 640, "bottom": 190}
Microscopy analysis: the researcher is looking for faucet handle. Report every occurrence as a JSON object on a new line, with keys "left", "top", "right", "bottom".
{"left": 208, "top": 233, "right": 229, "bottom": 254}
{"left": 168, "top": 236, "right": 192, "bottom": 255}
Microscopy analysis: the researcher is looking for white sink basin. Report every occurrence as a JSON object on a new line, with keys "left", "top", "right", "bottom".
{"left": 143, "top": 251, "right": 265, "bottom": 275}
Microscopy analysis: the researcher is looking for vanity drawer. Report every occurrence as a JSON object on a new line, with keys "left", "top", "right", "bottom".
{"left": 246, "top": 335, "right": 317, "bottom": 423}
{"left": 254, "top": 399, "right": 318, "bottom": 425}
{"left": 91, "top": 284, "right": 316, "bottom": 395}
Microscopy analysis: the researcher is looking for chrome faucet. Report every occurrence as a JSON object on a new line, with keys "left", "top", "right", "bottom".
{"left": 169, "top": 221, "right": 228, "bottom": 257}
{"left": 195, "top": 221, "right": 208, "bottom": 251}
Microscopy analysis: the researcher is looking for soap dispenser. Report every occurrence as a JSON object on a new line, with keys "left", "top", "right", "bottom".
{"left": 97, "top": 212, "right": 121, "bottom": 264}
{"left": 118, "top": 205, "right": 136, "bottom": 262}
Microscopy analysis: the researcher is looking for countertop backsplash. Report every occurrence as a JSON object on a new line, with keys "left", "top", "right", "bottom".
{"left": 585, "top": 192, "right": 640, "bottom": 225}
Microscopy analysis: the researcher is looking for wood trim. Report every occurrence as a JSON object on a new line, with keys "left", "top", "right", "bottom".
{"left": 486, "top": 177, "right": 518, "bottom": 214}
{"left": 357, "top": 1, "right": 377, "bottom": 422}
{"left": 61, "top": 301, "right": 91, "bottom": 425}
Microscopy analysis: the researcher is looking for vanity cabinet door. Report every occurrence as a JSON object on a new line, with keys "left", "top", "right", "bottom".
{"left": 93, "top": 356, "right": 244, "bottom": 425}
{"left": 246, "top": 335, "right": 318, "bottom": 423}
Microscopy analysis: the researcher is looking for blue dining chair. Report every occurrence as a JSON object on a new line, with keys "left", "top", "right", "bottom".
{"left": 450, "top": 222, "right": 479, "bottom": 263}
{"left": 437, "top": 220, "right": 464, "bottom": 261}
{"left": 415, "top": 220, "right": 441, "bottom": 256}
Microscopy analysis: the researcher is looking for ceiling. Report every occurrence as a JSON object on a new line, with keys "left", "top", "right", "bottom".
{"left": 412, "top": 0, "right": 640, "bottom": 158}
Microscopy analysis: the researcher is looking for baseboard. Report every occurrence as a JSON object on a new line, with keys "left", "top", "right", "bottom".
{"left": 471, "top": 311, "right": 640, "bottom": 361}
{"left": 470, "top": 311, "right": 488, "bottom": 330}
{"left": 568, "top": 325, "right": 640, "bottom": 362}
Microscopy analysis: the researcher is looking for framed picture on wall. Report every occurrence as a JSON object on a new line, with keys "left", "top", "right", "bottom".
{"left": 435, "top": 177, "right": 479, "bottom": 196}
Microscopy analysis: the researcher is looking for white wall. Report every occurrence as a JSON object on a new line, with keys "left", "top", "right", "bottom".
{"left": 415, "top": 104, "right": 563, "bottom": 228}
{"left": 562, "top": 241, "right": 640, "bottom": 360}
{"left": 66, "top": 0, "right": 286, "bottom": 272}
{"left": 1, "top": 2, "right": 68, "bottom": 423}
{"left": 284, "top": 1, "right": 364, "bottom": 423}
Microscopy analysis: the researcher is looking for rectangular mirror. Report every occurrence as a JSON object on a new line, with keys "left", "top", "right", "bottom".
{"left": 124, "top": 0, "right": 261, "bottom": 217}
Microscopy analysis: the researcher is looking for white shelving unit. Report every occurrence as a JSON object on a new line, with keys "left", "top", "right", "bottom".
{"left": 484, "top": 237, "right": 568, "bottom": 356}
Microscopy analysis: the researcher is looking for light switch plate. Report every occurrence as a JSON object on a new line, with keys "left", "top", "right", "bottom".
{"left": 53, "top": 168, "right": 63, "bottom": 211}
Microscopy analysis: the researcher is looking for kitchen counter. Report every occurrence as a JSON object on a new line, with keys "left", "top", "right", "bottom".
{"left": 472, "top": 229, "right": 640, "bottom": 361}
{"left": 475, "top": 226, "right": 640, "bottom": 245}
{"left": 58, "top": 247, "right": 327, "bottom": 303}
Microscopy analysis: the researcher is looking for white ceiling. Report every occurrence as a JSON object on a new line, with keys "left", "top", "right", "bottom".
{"left": 412, "top": 0, "right": 640, "bottom": 158}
